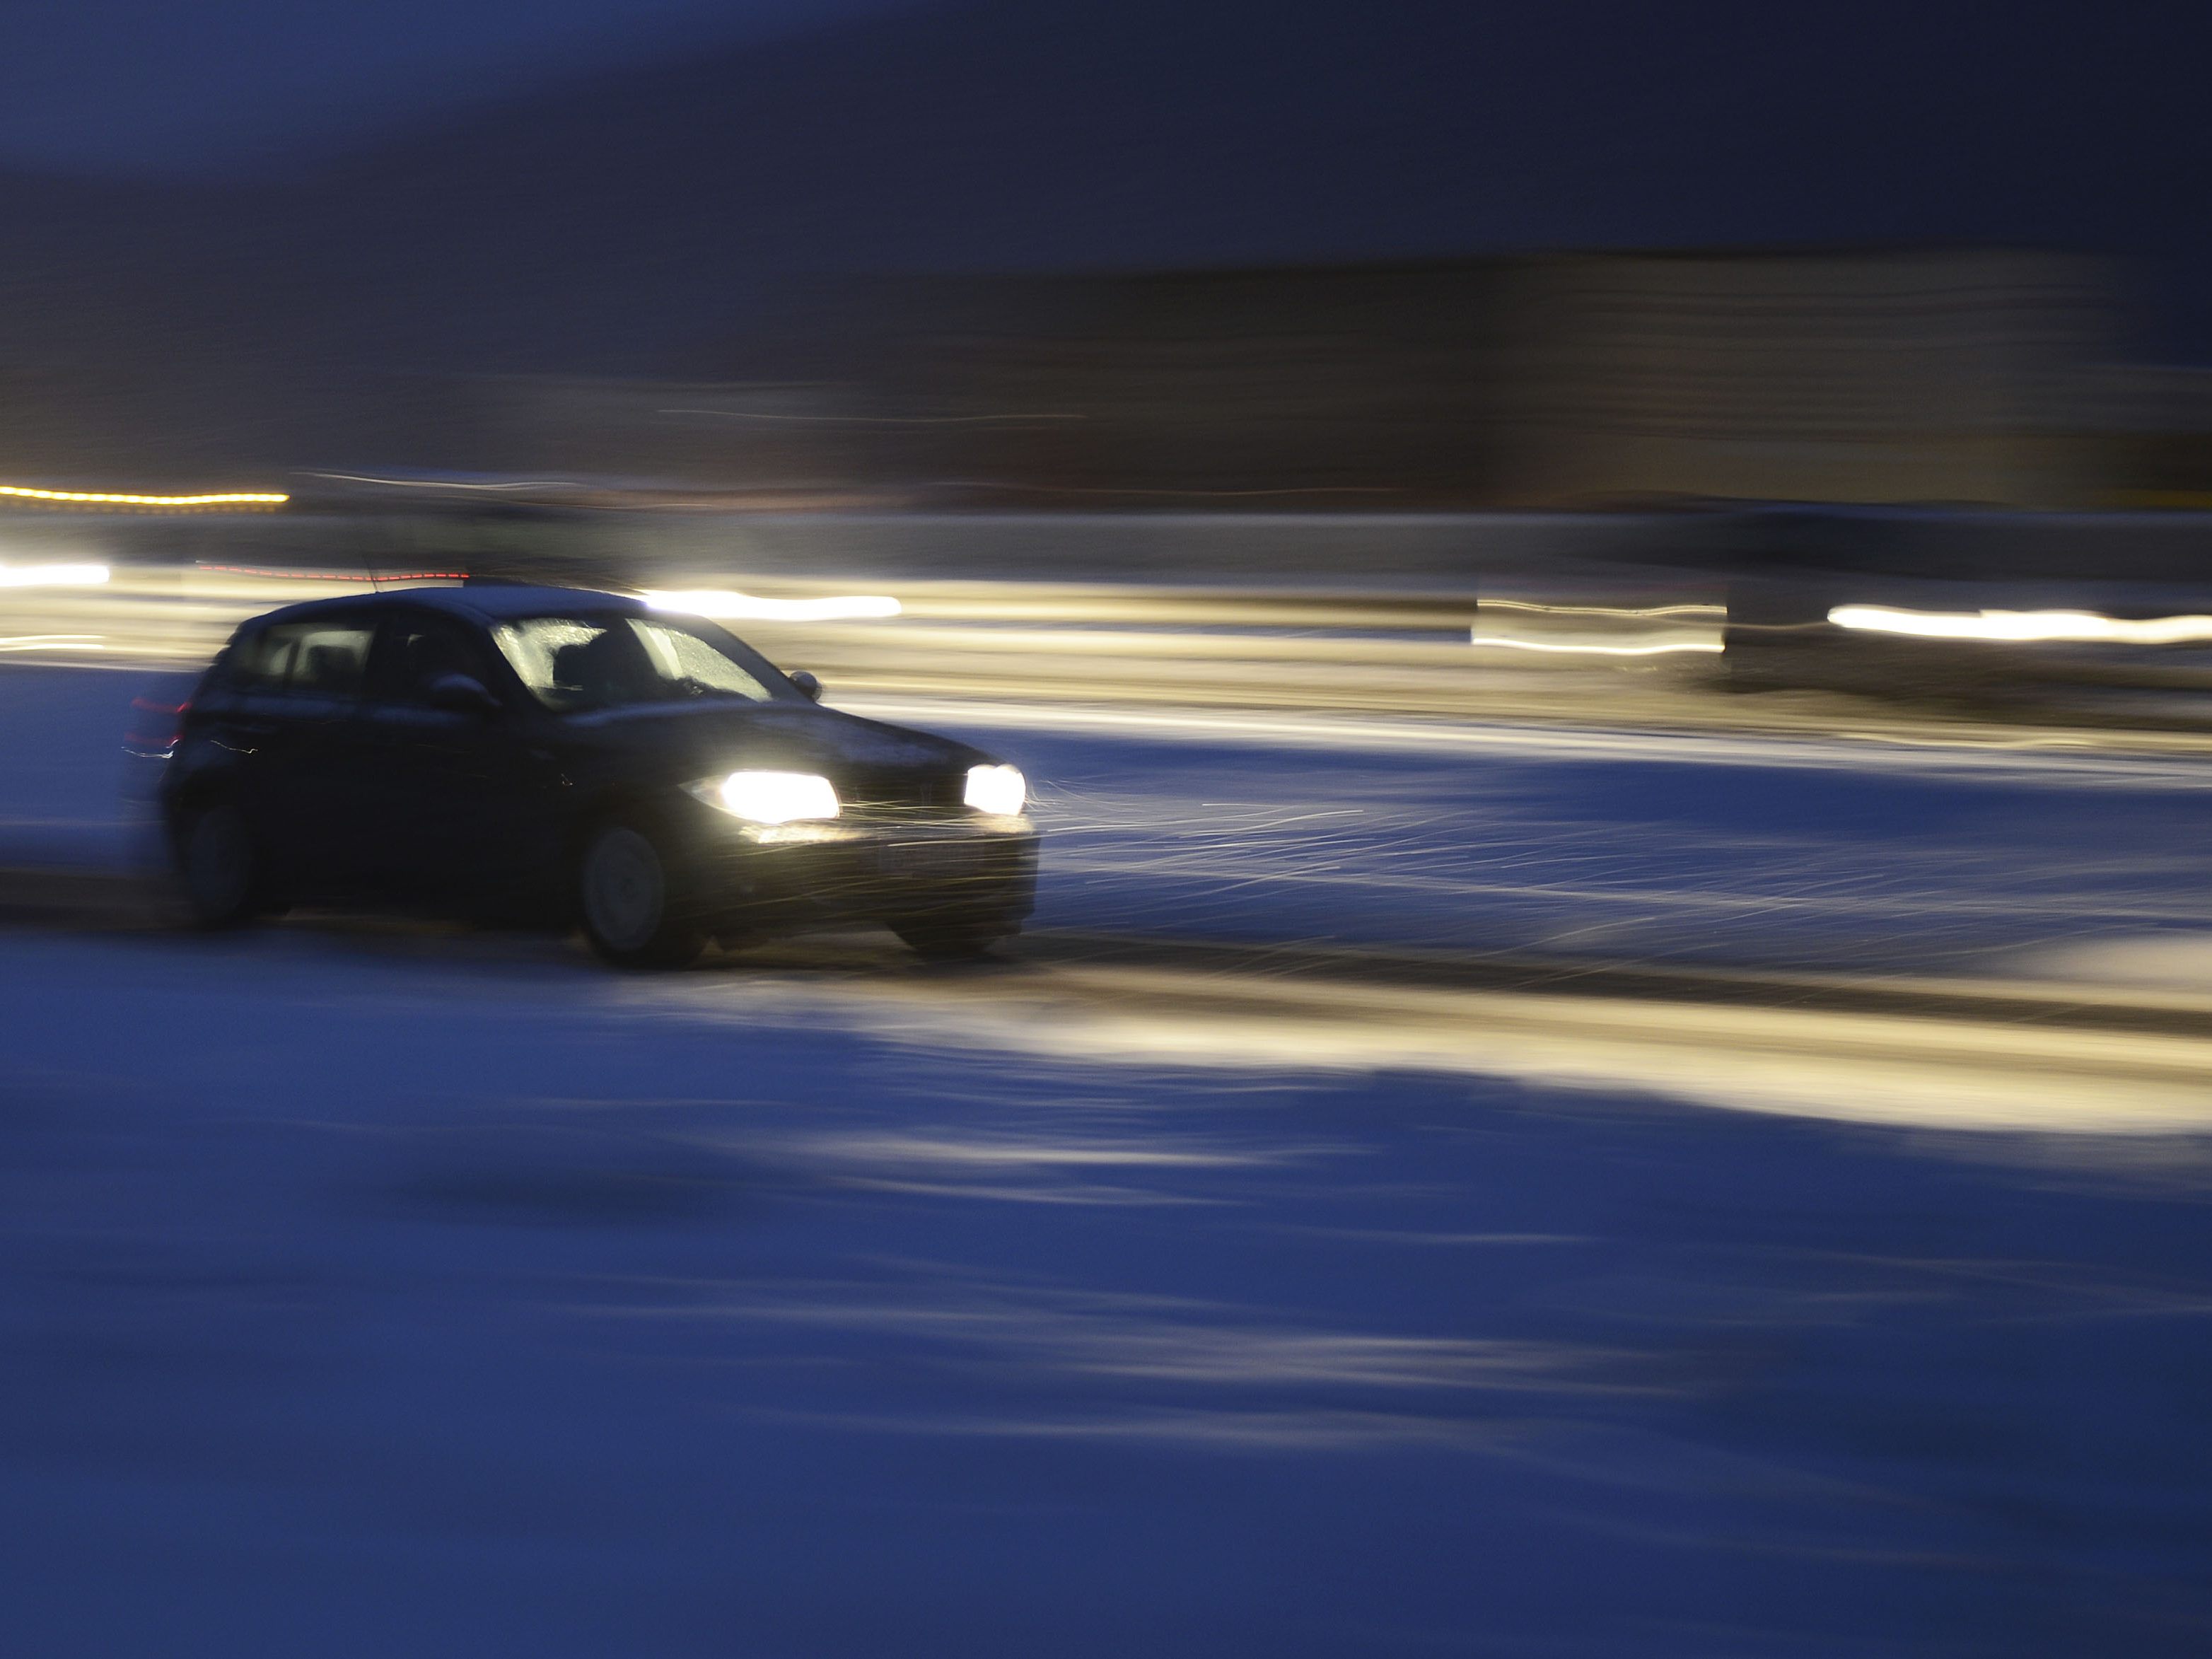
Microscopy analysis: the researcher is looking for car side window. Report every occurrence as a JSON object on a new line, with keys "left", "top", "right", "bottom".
{"left": 369, "top": 615, "right": 494, "bottom": 707}
{"left": 227, "top": 621, "right": 373, "bottom": 697}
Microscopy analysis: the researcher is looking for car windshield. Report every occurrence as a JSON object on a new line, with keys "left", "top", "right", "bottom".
{"left": 491, "top": 614, "right": 781, "bottom": 713}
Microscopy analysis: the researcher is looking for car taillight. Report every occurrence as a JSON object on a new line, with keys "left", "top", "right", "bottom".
{"left": 124, "top": 696, "right": 190, "bottom": 759}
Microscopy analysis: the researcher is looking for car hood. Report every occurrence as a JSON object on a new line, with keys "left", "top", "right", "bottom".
{"left": 554, "top": 699, "right": 998, "bottom": 788}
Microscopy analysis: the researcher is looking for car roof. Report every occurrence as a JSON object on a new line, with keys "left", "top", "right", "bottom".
{"left": 246, "top": 583, "right": 648, "bottom": 630}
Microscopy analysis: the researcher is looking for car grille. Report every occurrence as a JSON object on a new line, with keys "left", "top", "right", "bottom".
{"left": 838, "top": 766, "right": 969, "bottom": 820}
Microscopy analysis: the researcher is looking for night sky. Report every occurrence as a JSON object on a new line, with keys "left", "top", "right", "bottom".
{"left": 0, "top": 0, "right": 917, "bottom": 175}
{"left": 10, "top": 0, "right": 2212, "bottom": 388}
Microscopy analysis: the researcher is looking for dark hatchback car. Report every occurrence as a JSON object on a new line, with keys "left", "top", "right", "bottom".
{"left": 160, "top": 584, "right": 1038, "bottom": 965}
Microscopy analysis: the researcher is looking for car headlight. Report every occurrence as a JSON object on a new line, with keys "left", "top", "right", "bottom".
{"left": 686, "top": 770, "right": 841, "bottom": 825}
{"left": 964, "top": 764, "right": 1026, "bottom": 816}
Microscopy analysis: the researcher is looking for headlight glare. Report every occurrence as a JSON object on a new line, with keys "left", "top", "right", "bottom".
{"left": 964, "top": 764, "right": 1026, "bottom": 816}
{"left": 689, "top": 770, "right": 840, "bottom": 825}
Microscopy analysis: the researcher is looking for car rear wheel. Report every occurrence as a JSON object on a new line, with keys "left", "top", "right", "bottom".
{"left": 578, "top": 820, "right": 705, "bottom": 969}
{"left": 175, "top": 801, "right": 264, "bottom": 929}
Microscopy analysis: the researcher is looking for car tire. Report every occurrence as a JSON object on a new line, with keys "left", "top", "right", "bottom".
{"left": 893, "top": 914, "right": 1013, "bottom": 963}
{"left": 175, "top": 801, "right": 265, "bottom": 929}
{"left": 577, "top": 818, "right": 705, "bottom": 969}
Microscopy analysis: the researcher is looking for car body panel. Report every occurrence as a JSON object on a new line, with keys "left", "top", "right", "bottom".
{"left": 161, "top": 585, "right": 1039, "bottom": 941}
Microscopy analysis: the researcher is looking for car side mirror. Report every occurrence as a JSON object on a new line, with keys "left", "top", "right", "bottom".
{"left": 426, "top": 673, "right": 499, "bottom": 716}
{"left": 788, "top": 670, "right": 824, "bottom": 703}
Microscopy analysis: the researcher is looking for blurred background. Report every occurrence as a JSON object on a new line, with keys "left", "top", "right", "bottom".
{"left": 9, "top": 3, "right": 2212, "bottom": 1655}
{"left": 16, "top": 0, "right": 2212, "bottom": 725}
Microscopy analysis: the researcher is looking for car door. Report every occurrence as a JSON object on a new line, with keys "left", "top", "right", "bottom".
{"left": 214, "top": 615, "right": 375, "bottom": 892}
{"left": 351, "top": 612, "right": 557, "bottom": 907}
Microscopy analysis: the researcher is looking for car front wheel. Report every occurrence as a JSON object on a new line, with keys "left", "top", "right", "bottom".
{"left": 578, "top": 820, "right": 705, "bottom": 969}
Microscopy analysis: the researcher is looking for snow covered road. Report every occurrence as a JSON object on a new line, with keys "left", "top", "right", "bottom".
{"left": 0, "top": 924, "right": 2208, "bottom": 1655}
{"left": 16, "top": 663, "right": 2212, "bottom": 989}
{"left": 5, "top": 666, "right": 2212, "bottom": 1653}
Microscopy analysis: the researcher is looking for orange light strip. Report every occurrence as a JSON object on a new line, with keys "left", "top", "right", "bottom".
{"left": 0, "top": 484, "right": 288, "bottom": 507}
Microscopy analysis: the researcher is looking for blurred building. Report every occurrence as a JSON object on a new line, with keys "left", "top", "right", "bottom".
{"left": 824, "top": 249, "right": 2117, "bottom": 509}
{"left": 1490, "top": 248, "right": 2112, "bottom": 508}
{"left": 362, "top": 374, "right": 912, "bottom": 506}
{"left": 2088, "top": 364, "right": 2212, "bottom": 506}
{"left": 401, "top": 248, "right": 2153, "bottom": 510}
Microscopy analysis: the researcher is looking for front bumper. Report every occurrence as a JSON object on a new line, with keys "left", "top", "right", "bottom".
{"left": 677, "top": 813, "right": 1040, "bottom": 935}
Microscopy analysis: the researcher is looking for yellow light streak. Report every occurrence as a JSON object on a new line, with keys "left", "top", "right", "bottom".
{"left": 1829, "top": 605, "right": 2212, "bottom": 646}
{"left": 0, "top": 484, "right": 286, "bottom": 507}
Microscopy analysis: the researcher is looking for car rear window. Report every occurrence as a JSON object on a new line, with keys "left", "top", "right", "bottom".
{"left": 226, "top": 621, "right": 373, "bottom": 696}
{"left": 491, "top": 615, "right": 774, "bottom": 712}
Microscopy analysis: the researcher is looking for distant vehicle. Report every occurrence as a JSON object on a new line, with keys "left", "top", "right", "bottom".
{"left": 159, "top": 585, "right": 1037, "bottom": 965}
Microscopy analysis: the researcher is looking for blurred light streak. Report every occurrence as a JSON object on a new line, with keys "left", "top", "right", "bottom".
{"left": 0, "top": 485, "right": 285, "bottom": 507}
{"left": 1830, "top": 605, "right": 2212, "bottom": 646}
{"left": 195, "top": 564, "right": 468, "bottom": 581}
{"left": 842, "top": 695, "right": 2212, "bottom": 784}
{"left": 0, "top": 634, "right": 103, "bottom": 651}
{"left": 949, "top": 482, "right": 1402, "bottom": 499}
{"left": 658, "top": 407, "right": 1085, "bottom": 425}
{"left": 1480, "top": 600, "right": 1726, "bottom": 620}
{"left": 644, "top": 588, "right": 902, "bottom": 622}
{"left": 772, "top": 1407, "right": 1525, "bottom": 1452}
{"left": 639, "top": 1279, "right": 1619, "bottom": 1392}
{"left": 0, "top": 563, "right": 108, "bottom": 587}
{"left": 791, "top": 1131, "right": 1265, "bottom": 1170}
{"left": 303, "top": 472, "right": 580, "bottom": 492}
{"left": 721, "top": 962, "right": 2212, "bottom": 1136}
{"left": 1470, "top": 631, "right": 1723, "bottom": 656}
